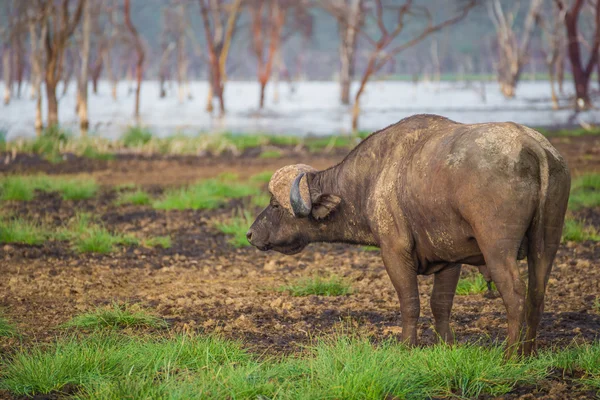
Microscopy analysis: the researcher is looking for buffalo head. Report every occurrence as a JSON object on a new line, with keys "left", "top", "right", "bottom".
{"left": 246, "top": 164, "right": 342, "bottom": 254}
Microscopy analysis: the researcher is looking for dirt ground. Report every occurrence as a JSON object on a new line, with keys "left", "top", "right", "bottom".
{"left": 1, "top": 134, "right": 599, "bottom": 399}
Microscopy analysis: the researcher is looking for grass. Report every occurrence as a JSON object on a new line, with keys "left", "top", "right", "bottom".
{"left": 80, "top": 144, "right": 115, "bottom": 161}
{"left": 121, "top": 126, "right": 153, "bottom": 147}
{"left": 63, "top": 303, "right": 167, "bottom": 330}
{"left": 250, "top": 192, "right": 271, "bottom": 208}
{"left": 115, "top": 189, "right": 151, "bottom": 206}
{"left": 259, "top": 149, "right": 282, "bottom": 159}
{"left": 0, "top": 313, "right": 17, "bottom": 337}
{"left": 0, "top": 175, "right": 98, "bottom": 201}
{"left": 279, "top": 276, "right": 352, "bottom": 297}
{"left": 542, "top": 343, "right": 600, "bottom": 390}
{"left": 306, "top": 135, "right": 357, "bottom": 152}
{"left": 3, "top": 330, "right": 599, "bottom": 399}
{"left": 361, "top": 245, "right": 380, "bottom": 252}
{"left": 562, "top": 218, "right": 600, "bottom": 242}
{"left": 249, "top": 170, "right": 273, "bottom": 184}
{"left": 456, "top": 274, "right": 493, "bottom": 295}
{"left": 153, "top": 178, "right": 258, "bottom": 210}
{"left": 143, "top": 235, "right": 172, "bottom": 249}
{"left": 59, "top": 213, "right": 139, "bottom": 254}
{"left": 569, "top": 173, "right": 600, "bottom": 210}
{"left": 0, "top": 218, "right": 48, "bottom": 245}
{"left": 3, "top": 126, "right": 599, "bottom": 160}
{"left": 216, "top": 211, "right": 253, "bottom": 248}
{"left": 537, "top": 126, "right": 600, "bottom": 137}
{"left": 0, "top": 213, "right": 162, "bottom": 253}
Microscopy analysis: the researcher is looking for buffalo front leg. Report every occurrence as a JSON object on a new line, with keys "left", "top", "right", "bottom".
{"left": 381, "top": 248, "right": 420, "bottom": 346}
{"left": 431, "top": 264, "right": 461, "bottom": 344}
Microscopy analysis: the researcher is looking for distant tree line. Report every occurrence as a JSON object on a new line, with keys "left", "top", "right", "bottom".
{"left": 0, "top": 0, "right": 598, "bottom": 135}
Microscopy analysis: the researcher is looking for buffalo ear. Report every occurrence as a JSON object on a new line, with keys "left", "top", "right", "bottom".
{"left": 311, "top": 194, "right": 341, "bottom": 219}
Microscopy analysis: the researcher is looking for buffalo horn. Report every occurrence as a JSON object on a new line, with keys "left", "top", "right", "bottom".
{"left": 290, "top": 173, "right": 312, "bottom": 217}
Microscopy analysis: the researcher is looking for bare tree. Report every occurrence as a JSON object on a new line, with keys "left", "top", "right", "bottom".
{"left": 324, "top": 0, "right": 363, "bottom": 104}
{"left": 26, "top": 4, "right": 48, "bottom": 136}
{"left": 351, "top": 0, "right": 476, "bottom": 130}
{"left": 539, "top": 5, "right": 567, "bottom": 109}
{"left": 1, "top": 0, "right": 13, "bottom": 106}
{"left": 199, "top": 0, "right": 244, "bottom": 115}
{"left": 158, "top": 8, "right": 175, "bottom": 98}
{"left": 487, "top": 0, "right": 543, "bottom": 98}
{"left": 124, "top": 0, "right": 144, "bottom": 118}
{"left": 250, "top": 0, "right": 288, "bottom": 109}
{"left": 77, "top": 0, "right": 91, "bottom": 136}
{"left": 555, "top": 0, "right": 600, "bottom": 110}
{"left": 12, "top": 1, "right": 27, "bottom": 99}
{"left": 1, "top": 42, "right": 10, "bottom": 106}
{"left": 175, "top": 2, "right": 190, "bottom": 103}
{"left": 38, "top": 0, "right": 85, "bottom": 129}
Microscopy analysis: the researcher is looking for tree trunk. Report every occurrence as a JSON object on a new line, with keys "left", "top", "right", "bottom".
{"left": 548, "top": 62, "right": 559, "bottom": 109}
{"left": 272, "top": 47, "right": 280, "bottom": 103}
{"left": 35, "top": 91, "right": 43, "bottom": 136}
{"left": 46, "top": 79, "right": 59, "bottom": 128}
{"left": 351, "top": 76, "right": 368, "bottom": 131}
{"left": 124, "top": 0, "right": 145, "bottom": 118}
{"left": 488, "top": 0, "right": 543, "bottom": 98}
{"left": 338, "top": 0, "right": 361, "bottom": 105}
{"left": 259, "top": 81, "right": 266, "bottom": 108}
{"left": 2, "top": 46, "right": 10, "bottom": 105}
{"left": 104, "top": 46, "right": 117, "bottom": 100}
{"left": 560, "top": 0, "right": 599, "bottom": 110}
{"left": 206, "top": 81, "right": 214, "bottom": 112}
{"left": 557, "top": 51, "right": 564, "bottom": 94}
{"left": 78, "top": 0, "right": 91, "bottom": 136}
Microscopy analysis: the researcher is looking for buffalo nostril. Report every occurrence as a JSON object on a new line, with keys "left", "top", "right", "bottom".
{"left": 246, "top": 230, "right": 253, "bottom": 242}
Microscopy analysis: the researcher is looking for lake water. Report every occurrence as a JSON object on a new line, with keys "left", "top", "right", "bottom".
{"left": 1, "top": 80, "right": 598, "bottom": 140}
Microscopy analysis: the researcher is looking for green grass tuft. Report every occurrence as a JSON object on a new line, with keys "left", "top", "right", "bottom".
{"left": 0, "top": 176, "right": 35, "bottom": 201}
{"left": 0, "top": 175, "right": 98, "bottom": 201}
{"left": 456, "top": 274, "right": 493, "bottom": 295}
{"left": 562, "top": 218, "right": 600, "bottom": 242}
{"left": 143, "top": 236, "right": 172, "bottom": 249}
{"left": 115, "top": 189, "right": 151, "bottom": 206}
{"left": 0, "top": 333, "right": 256, "bottom": 398}
{"left": 1, "top": 331, "right": 600, "bottom": 399}
{"left": 154, "top": 179, "right": 258, "bottom": 210}
{"left": 542, "top": 343, "right": 600, "bottom": 389}
{"left": 294, "top": 336, "right": 547, "bottom": 399}
{"left": 306, "top": 135, "right": 357, "bottom": 152}
{"left": 249, "top": 170, "right": 273, "bottom": 184}
{"left": 250, "top": 192, "right": 271, "bottom": 208}
{"left": 0, "top": 314, "right": 17, "bottom": 337}
{"left": 216, "top": 211, "right": 253, "bottom": 248}
{"left": 51, "top": 179, "right": 98, "bottom": 200}
{"left": 61, "top": 213, "right": 139, "bottom": 253}
{"left": 0, "top": 218, "right": 48, "bottom": 245}
{"left": 64, "top": 303, "right": 167, "bottom": 330}
{"left": 81, "top": 145, "right": 115, "bottom": 161}
{"left": 122, "top": 126, "right": 153, "bottom": 147}
{"left": 259, "top": 150, "right": 282, "bottom": 159}
{"left": 361, "top": 245, "right": 380, "bottom": 252}
{"left": 279, "top": 276, "right": 352, "bottom": 297}
{"left": 569, "top": 173, "right": 600, "bottom": 210}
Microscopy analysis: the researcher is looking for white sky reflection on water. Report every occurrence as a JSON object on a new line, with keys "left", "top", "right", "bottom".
{"left": 1, "top": 80, "right": 598, "bottom": 140}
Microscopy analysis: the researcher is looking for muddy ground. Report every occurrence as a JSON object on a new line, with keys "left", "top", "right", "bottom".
{"left": 0, "top": 134, "right": 599, "bottom": 399}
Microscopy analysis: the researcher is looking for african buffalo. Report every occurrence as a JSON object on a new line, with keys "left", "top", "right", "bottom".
{"left": 247, "top": 114, "right": 570, "bottom": 357}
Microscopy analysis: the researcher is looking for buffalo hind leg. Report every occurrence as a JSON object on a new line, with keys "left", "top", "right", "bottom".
{"left": 480, "top": 245, "right": 526, "bottom": 359}
{"left": 381, "top": 247, "right": 420, "bottom": 346}
{"left": 431, "top": 264, "right": 461, "bottom": 343}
